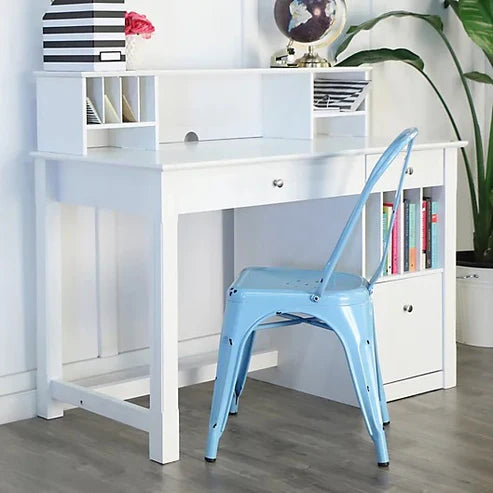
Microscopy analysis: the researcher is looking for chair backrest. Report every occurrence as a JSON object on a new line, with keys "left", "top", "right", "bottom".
{"left": 311, "top": 128, "right": 418, "bottom": 302}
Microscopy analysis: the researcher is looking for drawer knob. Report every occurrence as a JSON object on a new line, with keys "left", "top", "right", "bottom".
{"left": 273, "top": 179, "right": 284, "bottom": 188}
{"left": 403, "top": 304, "right": 414, "bottom": 313}
{"left": 405, "top": 167, "right": 414, "bottom": 176}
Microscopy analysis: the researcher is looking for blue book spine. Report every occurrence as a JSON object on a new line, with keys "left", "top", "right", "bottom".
{"left": 431, "top": 201, "right": 438, "bottom": 268}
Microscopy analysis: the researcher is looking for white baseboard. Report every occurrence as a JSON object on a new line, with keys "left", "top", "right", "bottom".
{"left": 0, "top": 391, "right": 37, "bottom": 425}
{"left": 384, "top": 371, "right": 443, "bottom": 402}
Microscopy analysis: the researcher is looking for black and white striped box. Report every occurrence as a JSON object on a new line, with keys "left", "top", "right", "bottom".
{"left": 43, "top": 0, "right": 126, "bottom": 72}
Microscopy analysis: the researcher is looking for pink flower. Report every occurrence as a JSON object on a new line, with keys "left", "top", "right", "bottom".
{"left": 125, "top": 11, "right": 155, "bottom": 39}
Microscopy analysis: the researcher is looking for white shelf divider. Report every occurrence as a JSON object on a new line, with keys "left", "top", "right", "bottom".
{"left": 313, "top": 110, "right": 367, "bottom": 119}
{"left": 87, "top": 122, "right": 156, "bottom": 131}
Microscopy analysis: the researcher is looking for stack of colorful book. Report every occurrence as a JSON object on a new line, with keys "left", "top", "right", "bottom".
{"left": 382, "top": 197, "right": 438, "bottom": 276}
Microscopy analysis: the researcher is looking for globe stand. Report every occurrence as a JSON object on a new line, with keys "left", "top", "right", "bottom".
{"left": 296, "top": 46, "right": 330, "bottom": 68}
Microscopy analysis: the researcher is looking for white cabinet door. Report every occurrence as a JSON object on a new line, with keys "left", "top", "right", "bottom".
{"left": 372, "top": 273, "right": 443, "bottom": 384}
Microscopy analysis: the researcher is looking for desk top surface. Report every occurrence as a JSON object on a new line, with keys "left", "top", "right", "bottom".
{"left": 32, "top": 136, "right": 467, "bottom": 172}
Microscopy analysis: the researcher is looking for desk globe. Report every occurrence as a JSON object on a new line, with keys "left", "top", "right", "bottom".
{"left": 274, "top": 0, "right": 347, "bottom": 67}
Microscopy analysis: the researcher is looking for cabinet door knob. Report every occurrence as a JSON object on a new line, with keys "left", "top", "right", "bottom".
{"left": 405, "top": 167, "right": 414, "bottom": 176}
{"left": 403, "top": 304, "right": 414, "bottom": 313}
{"left": 273, "top": 179, "right": 284, "bottom": 188}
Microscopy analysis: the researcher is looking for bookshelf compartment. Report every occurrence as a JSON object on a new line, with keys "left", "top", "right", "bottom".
{"left": 312, "top": 73, "right": 370, "bottom": 112}
{"left": 83, "top": 75, "right": 159, "bottom": 152}
{"left": 103, "top": 77, "right": 123, "bottom": 124}
{"left": 366, "top": 186, "right": 443, "bottom": 282}
{"left": 313, "top": 71, "right": 369, "bottom": 138}
{"left": 86, "top": 78, "right": 104, "bottom": 125}
{"left": 86, "top": 76, "right": 155, "bottom": 128}
{"left": 140, "top": 76, "right": 158, "bottom": 123}
{"left": 122, "top": 77, "right": 140, "bottom": 123}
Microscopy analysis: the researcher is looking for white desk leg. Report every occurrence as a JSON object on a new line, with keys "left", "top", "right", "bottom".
{"left": 35, "top": 158, "right": 64, "bottom": 419}
{"left": 443, "top": 148, "right": 458, "bottom": 388}
{"left": 149, "top": 210, "right": 180, "bottom": 464}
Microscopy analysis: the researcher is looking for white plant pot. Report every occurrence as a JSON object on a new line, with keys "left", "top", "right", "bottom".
{"left": 126, "top": 35, "right": 143, "bottom": 71}
{"left": 457, "top": 263, "right": 493, "bottom": 347}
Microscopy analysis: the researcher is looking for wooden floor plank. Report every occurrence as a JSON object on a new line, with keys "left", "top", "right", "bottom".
{"left": 0, "top": 344, "right": 492, "bottom": 493}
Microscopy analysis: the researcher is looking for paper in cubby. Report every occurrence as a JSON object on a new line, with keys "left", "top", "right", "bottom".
{"left": 104, "top": 94, "right": 120, "bottom": 124}
{"left": 86, "top": 97, "right": 102, "bottom": 125}
{"left": 313, "top": 79, "right": 370, "bottom": 112}
{"left": 122, "top": 94, "right": 138, "bottom": 123}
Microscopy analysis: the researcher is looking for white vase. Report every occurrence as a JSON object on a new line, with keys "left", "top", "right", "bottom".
{"left": 457, "top": 263, "right": 493, "bottom": 347}
{"left": 126, "top": 35, "right": 143, "bottom": 71}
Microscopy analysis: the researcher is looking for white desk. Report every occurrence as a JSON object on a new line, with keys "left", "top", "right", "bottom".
{"left": 32, "top": 135, "right": 466, "bottom": 464}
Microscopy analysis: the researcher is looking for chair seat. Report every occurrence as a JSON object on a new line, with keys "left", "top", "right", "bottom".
{"left": 231, "top": 267, "right": 369, "bottom": 305}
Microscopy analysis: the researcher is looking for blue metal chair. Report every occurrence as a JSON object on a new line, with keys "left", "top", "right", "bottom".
{"left": 205, "top": 128, "right": 418, "bottom": 467}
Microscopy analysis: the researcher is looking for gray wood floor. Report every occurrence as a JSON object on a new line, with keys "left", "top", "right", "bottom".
{"left": 1, "top": 344, "right": 492, "bottom": 493}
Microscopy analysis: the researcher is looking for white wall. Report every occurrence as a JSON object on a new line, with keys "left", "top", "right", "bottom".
{"left": 0, "top": 0, "right": 488, "bottom": 424}
{"left": 0, "top": 0, "right": 50, "bottom": 422}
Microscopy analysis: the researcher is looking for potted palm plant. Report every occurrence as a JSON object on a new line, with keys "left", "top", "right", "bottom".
{"left": 334, "top": 0, "right": 493, "bottom": 346}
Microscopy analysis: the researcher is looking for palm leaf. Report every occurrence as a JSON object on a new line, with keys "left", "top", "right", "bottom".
{"left": 336, "top": 11, "right": 443, "bottom": 59}
{"left": 465, "top": 71, "right": 493, "bottom": 84}
{"left": 458, "top": 0, "right": 493, "bottom": 56}
{"left": 337, "top": 48, "right": 424, "bottom": 70}
{"left": 487, "top": 106, "right": 493, "bottom": 197}
{"left": 446, "top": 0, "right": 493, "bottom": 66}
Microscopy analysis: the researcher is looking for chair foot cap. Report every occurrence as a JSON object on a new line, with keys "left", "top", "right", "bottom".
{"left": 205, "top": 457, "right": 216, "bottom": 463}
{"left": 229, "top": 411, "right": 238, "bottom": 416}
{"left": 378, "top": 462, "right": 390, "bottom": 468}
{"left": 383, "top": 421, "right": 390, "bottom": 426}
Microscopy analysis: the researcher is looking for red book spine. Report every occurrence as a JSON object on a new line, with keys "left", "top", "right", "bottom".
{"left": 422, "top": 200, "right": 427, "bottom": 254}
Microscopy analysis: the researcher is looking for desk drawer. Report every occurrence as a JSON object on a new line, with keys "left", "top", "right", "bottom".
{"left": 372, "top": 273, "right": 443, "bottom": 384}
{"left": 170, "top": 155, "right": 366, "bottom": 214}
{"left": 367, "top": 149, "right": 444, "bottom": 192}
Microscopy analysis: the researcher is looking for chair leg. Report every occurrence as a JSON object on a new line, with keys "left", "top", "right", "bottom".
{"left": 373, "top": 326, "right": 390, "bottom": 426}
{"left": 205, "top": 304, "right": 259, "bottom": 462}
{"left": 332, "top": 305, "right": 390, "bottom": 467}
{"left": 229, "top": 331, "right": 256, "bottom": 416}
